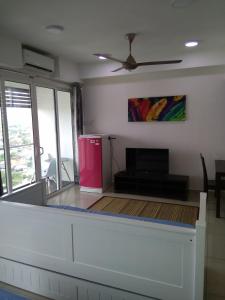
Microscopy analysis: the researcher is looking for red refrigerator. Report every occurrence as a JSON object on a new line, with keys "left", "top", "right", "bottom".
{"left": 78, "top": 134, "right": 111, "bottom": 193}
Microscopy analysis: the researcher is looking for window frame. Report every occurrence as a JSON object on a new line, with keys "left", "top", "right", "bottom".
{"left": 0, "top": 69, "right": 75, "bottom": 196}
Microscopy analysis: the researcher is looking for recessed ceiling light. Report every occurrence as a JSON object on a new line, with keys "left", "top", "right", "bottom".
{"left": 185, "top": 41, "right": 199, "bottom": 47}
{"left": 98, "top": 56, "right": 107, "bottom": 60}
{"left": 93, "top": 53, "right": 108, "bottom": 60}
{"left": 45, "top": 25, "right": 64, "bottom": 34}
{"left": 171, "top": 0, "right": 195, "bottom": 8}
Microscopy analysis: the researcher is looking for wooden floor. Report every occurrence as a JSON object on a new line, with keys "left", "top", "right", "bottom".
{"left": 89, "top": 196, "right": 199, "bottom": 225}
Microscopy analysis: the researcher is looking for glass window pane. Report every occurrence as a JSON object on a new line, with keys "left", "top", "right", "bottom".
{"left": 5, "top": 81, "right": 33, "bottom": 146}
{"left": 57, "top": 91, "right": 74, "bottom": 187}
{"left": 0, "top": 89, "right": 7, "bottom": 193}
{"left": 0, "top": 104, "right": 7, "bottom": 193}
{"left": 36, "top": 86, "right": 58, "bottom": 194}
{"left": 0, "top": 150, "right": 7, "bottom": 193}
{"left": 5, "top": 81, "right": 35, "bottom": 190}
{"left": 10, "top": 145, "right": 35, "bottom": 188}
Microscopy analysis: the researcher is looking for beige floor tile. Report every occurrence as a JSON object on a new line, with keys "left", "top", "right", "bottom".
{"left": 206, "top": 258, "right": 225, "bottom": 297}
{"left": 47, "top": 185, "right": 201, "bottom": 209}
{"left": 207, "top": 235, "right": 225, "bottom": 260}
{"left": 47, "top": 184, "right": 102, "bottom": 208}
{"left": 207, "top": 218, "right": 225, "bottom": 235}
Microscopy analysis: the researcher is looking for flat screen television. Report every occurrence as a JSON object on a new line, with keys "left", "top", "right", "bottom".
{"left": 126, "top": 148, "right": 169, "bottom": 174}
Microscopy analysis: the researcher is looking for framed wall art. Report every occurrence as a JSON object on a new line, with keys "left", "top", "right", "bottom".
{"left": 128, "top": 95, "right": 186, "bottom": 122}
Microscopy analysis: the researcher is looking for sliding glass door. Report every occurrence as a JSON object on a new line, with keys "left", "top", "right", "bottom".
{"left": 36, "top": 86, "right": 75, "bottom": 194}
{"left": 0, "top": 96, "right": 7, "bottom": 193}
{"left": 57, "top": 91, "right": 74, "bottom": 188}
{"left": 36, "top": 87, "right": 58, "bottom": 194}
{"left": 5, "top": 81, "right": 35, "bottom": 190}
{"left": 0, "top": 80, "right": 35, "bottom": 193}
{"left": 0, "top": 71, "right": 75, "bottom": 196}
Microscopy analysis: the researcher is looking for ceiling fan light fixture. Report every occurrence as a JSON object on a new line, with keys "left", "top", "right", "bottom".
{"left": 185, "top": 41, "right": 199, "bottom": 47}
{"left": 94, "top": 34, "right": 182, "bottom": 72}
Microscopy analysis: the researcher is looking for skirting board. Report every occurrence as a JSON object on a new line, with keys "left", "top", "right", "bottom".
{"left": 80, "top": 186, "right": 103, "bottom": 193}
{"left": 0, "top": 258, "right": 154, "bottom": 300}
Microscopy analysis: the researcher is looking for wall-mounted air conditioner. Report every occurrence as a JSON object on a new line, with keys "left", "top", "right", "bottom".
{"left": 23, "top": 47, "right": 55, "bottom": 73}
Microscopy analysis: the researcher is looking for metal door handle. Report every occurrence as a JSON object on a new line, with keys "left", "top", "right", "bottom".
{"left": 40, "top": 147, "right": 44, "bottom": 156}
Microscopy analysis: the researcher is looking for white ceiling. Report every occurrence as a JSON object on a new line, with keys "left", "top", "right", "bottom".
{"left": 0, "top": 0, "right": 225, "bottom": 69}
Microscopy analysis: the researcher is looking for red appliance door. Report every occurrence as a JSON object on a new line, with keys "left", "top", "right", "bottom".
{"left": 79, "top": 137, "right": 102, "bottom": 188}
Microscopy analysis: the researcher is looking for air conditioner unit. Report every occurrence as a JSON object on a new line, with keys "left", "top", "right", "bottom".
{"left": 23, "top": 48, "right": 55, "bottom": 73}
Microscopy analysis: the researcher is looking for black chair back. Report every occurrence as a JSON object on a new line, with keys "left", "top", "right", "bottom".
{"left": 200, "top": 153, "right": 208, "bottom": 193}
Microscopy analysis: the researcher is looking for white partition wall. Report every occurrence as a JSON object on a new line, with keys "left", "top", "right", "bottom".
{"left": 0, "top": 194, "right": 206, "bottom": 300}
{"left": 1, "top": 180, "right": 46, "bottom": 205}
{"left": 194, "top": 192, "right": 207, "bottom": 300}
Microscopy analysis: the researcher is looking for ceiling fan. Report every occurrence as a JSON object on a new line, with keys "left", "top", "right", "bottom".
{"left": 94, "top": 33, "right": 182, "bottom": 72}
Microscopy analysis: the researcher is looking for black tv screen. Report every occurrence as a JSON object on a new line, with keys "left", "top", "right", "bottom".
{"left": 126, "top": 148, "right": 169, "bottom": 174}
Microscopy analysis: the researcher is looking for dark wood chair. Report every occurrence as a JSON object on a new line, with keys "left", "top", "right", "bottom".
{"left": 200, "top": 153, "right": 225, "bottom": 193}
{"left": 0, "top": 171, "right": 3, "bottom": 196}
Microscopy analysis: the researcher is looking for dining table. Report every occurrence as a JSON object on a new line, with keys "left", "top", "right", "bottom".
{"left": 215, "top": 160, "right": 225, "bottom": 218}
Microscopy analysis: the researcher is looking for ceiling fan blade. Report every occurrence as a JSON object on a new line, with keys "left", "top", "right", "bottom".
{"left": 111, "top": 67, "right": 125, "bottom": 72}
{"left": 93, "top": 53, "right": 125, "bottom": 64}
{"left": 136, "top": 60, "right": 182, "bottom": 66}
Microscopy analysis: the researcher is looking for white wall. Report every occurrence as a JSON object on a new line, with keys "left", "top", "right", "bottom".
{"left": 83, "top": 68, "right": 225, "bottom": 190}
{"left": 0, "top": 34, "right": 23, "bottom": 68}
{"left": 56, "top": 57, "right": 80, "bottom": 82}
{"left": 0, "top": 34, "right": 80, "bottom": 82}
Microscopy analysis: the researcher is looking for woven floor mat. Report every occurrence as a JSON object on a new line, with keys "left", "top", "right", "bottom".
{"left": 89, "top": 196, "right": 199, "bottom": 225}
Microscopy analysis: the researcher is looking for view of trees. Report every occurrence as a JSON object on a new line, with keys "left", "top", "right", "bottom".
{"left": 0, "top": 117, "right": 35, "bottom": 192}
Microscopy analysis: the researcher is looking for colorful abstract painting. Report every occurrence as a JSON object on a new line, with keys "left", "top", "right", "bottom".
{"left": 128, "top": 95, "right": 186, "bottom": 122}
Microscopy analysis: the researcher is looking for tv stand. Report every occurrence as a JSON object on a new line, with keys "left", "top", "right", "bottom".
{"left": 114, "top": 171, "right": 189, "bottom": 201}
